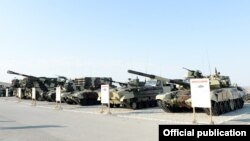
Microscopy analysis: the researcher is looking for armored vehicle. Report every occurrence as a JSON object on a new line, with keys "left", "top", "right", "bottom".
{"left": 9, "top": 79, "right": 21, "bottom": 97}
{"left": 0, "top": 85, "right": 12, "bottom": 97}
{"left": 45, "top": 76, "right": 70, "bottom": 102}
{"left": 127, "top": 70, "right": 188, "bottom": 110}
{"left": 154, "top": 68, "right": 247, "bottom": 115}
{"left": 0, "top": 85, "right": 4, "bottom": 97}
{"left": 7, "top": 70, "right": 59, "bottom": 100}
{"left": 65, "top": 77, "right": 113, "bottom": 105}
{"left": 98, "top": 70, "right": 173, "bottom": 109}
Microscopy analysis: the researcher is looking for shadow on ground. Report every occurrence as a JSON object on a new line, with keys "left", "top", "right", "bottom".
{"left": 0, "top": 125, "right": 65, "bottom": 130}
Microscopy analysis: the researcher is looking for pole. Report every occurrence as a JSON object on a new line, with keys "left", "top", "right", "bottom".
{"left": 107, "top": 102, "right": 111, "bottom": 115}
{"left": 55, "top": 86, "right": 62, "bottom": 110}
{"left": 6, "top": 89, "right": 9, "bottom": 97}
{"left": 17, "top": 88, "right": 21, "bottom": 103}
{"left": 209, "top": 108, "right": 214, "bottom": 124}
{"left": 31, "top": 88, "right": 36, "bottom": 106}
{"left": 192, "top": 107, "right": 197, "bottom": 124}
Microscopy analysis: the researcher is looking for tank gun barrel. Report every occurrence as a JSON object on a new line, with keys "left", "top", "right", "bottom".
{"left": 128, "top": 69, "right": 190, "bottom": 88}
{"left": 128, "top": 70, "right": 170, "bottom": 82}
{"left": 101, "top": 78, "right": 128, "bottom": 87}
{"left": 182, "top": 67, "right": 195, "bottom": 73}
{"left": 170, "top": 79, "right": 190, "bottom": 88}
{"left": 112, "top": 80, "right": 128, "bottom": 87}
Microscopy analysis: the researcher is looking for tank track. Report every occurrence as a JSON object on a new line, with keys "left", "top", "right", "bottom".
{"left": 157, "top": 98, "right": 244, "bottom": 116}
{"left": 157, "top": 100, "right": 189, "bottom": 112}
{"left": 66, "top": 92, "right": 100, "bottom": 106}
{"left": 203, "top": 98, "right": 244, "bottom": 116}
{"left": 113, "top": 99, "right": 158, "bottom": 110}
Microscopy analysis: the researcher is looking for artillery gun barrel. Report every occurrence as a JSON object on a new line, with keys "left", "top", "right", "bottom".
{"left": 7, "top": 70, "right": 37, "bottom": 79}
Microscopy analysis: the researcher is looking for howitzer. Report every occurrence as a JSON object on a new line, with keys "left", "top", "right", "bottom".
{"left": 7, "top": 70, "right": 59, "bottom": 100}
{"left": 128, "top": 70, "right": 190, "bottom": 88}
{"left": 7, "top": 70, "right": 49, "bottom": 90}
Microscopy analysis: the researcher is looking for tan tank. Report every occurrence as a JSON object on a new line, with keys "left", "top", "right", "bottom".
{"left": 98, "top": 70, "right": 173, "bottom": 109}
{"left": 157, "top": 68, "right": 247, "bottom": 115}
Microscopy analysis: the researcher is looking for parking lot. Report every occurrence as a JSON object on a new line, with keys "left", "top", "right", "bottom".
{"left": 0, "top": 97, "right": 250, "bottom": 141}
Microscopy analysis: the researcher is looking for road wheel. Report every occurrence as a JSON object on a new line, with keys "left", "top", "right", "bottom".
{"left": 110, "top": 104, "right": 114, "bottom": 108}
{"left": 162, "top": 101, "right": 175, "bottom": 112}
{"left": 224, "top": 101, "right": 230, "bottom": 113}
{"left": 229, "top": 100, "right": 235, "bottom": 111}
{"left": 212, "top": 102, "right": 220, "bottom": 116}
{"left": 144, "top": 102, "right": 150, "bottom": 108}
{"left": 138, "top": 102, "right": 144, "bottom": 109}
{"left": 150, "top": 101, "right": 156, "bottom": 107}
{"left": 131, "top": 102, "right": 137, "bottom": 110}
{"left": 234, "top": 99, "right": 240, "bottom": 109}
{"left": 238, "top": 98, "right": 244, "bottom": 109}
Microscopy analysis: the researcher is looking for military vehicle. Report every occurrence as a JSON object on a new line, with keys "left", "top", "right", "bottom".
{"left": 0, "top": 82, "right": 12, "bottom": 97}
{"left": 127, "top": 70, "right": 188, "bottom": 110}
{"left": 134, "top": 68, "right": 247, "bottom": 115}
{"left": 45, "top": 76, "right": 70, "bottom": 102}
{"left": 7, "top": 70, "right": 59, "bottom": 101}
{"left": 0, "top": 85, "right": 4, "bottom": 97}
{"left": 0, "top": 85, "right": 12, "bottom": 97}
{"left": 65, "top": 77, "right": 114, "bottom": 105}
{"left": 9, "top": 79, "right": 21, "bottom": 97}
{"left": 98, "top": 70, "right": 173, "bottom": 109}
{"left": 59, "top": 79, "right": 77, "bottom": 102}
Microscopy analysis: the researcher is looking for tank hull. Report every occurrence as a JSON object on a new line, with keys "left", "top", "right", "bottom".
{"left": 156, "top": 87, "right": 247, "bottom": 115}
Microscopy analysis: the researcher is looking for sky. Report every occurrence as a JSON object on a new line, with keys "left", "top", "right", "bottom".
{"left": 0, "top": 0, "right": 250, "bottom": 86}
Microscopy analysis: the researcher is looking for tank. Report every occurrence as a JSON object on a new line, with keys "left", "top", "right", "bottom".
{"left": 65, "top": 77, "right": 114, "bottom": 105}
{"left": 7, "top": 70, "right": 59, "bottom": 101}
{"left": 127, "top": 70, "right": 189, "bottom": 110}
{"left": 98, "top": 70, "right": 172, "bottom": 109}
{"left": 155, "top": 68, "right": 247, "bottom": 115}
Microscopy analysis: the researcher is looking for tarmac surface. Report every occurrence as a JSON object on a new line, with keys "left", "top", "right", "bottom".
{"left": 0, "top": 97, "right": 250, "bottom": 141}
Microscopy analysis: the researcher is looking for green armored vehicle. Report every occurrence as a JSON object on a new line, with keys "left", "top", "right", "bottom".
{"left": 98, "top": 70, "right": 173, "bottom": 109}
{"left": 45, "top": 76, "right": 71, "bottom": 102}
{"left": 127, "top": 70, "right": 189, "bottom": 110}
{"left": 155, "top": 68, "right": 247, "bottom": 115}
{"left": 65, "top": 77, "right": 113, "bottom": 105}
